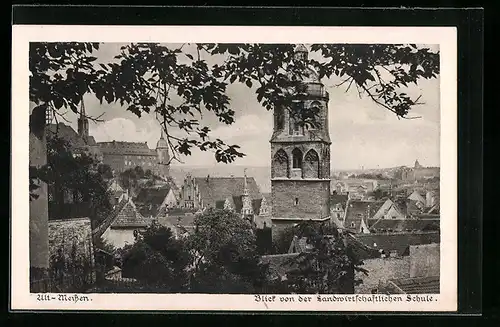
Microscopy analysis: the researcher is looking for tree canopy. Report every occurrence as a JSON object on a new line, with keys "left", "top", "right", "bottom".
{"left": 32, "top": 136, "right": 111, "bottom": 225}
{"left": 29, "top": 42, "right": 439, "bottom": 170}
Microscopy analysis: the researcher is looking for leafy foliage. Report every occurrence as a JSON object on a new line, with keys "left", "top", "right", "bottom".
{"left": 29, "top": 42, "right": 439, "bottom": 198}
{"left": 187, "top": 208, "right": 269, "bottom": 293}
{"left": 30, "top": 136, "right": 111, "bottom": 225}
{"left": 30, "top": 42, "right": 101, "bottom": 120}
{"left": 272, "top": 225, "right": 296, "bottom": 254}
{"left": 121, "top": 224, "right": 191, "bottom": 291}
{"left": 29, "top": 42, "right": 439, "bottom": 166}
{"left": 277, "top": 221, "right": 368, "bottom": 294}
{"left": 97, "top": 164, "right": 114, "bottom": 180}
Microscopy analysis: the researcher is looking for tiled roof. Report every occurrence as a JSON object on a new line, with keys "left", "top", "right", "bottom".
{"left": 345, "top": 234, "right": 382, "bottom": 260}
{"left": 330, "top": 193, "right": 348, "bottom": 207}
{"left": 46, "top": 123, "right": 93, "bottom": 148}
{"left": 417, "top": 213, "right": 440, "bottom": 220}
{"left": 48, "top": 217, "right": 94, "bottom": 265}
{"left": 96, "top": 141, "right": 156, "bottom": 156}
{"left": 406, "top": 199, "right": 424, "bottom": 214}
{"left": 107, "top": 179, "right": 124, "bottom": 194}
{"left": 353, "top": 231, "right": 440, "bottom": 258}
{"left": 368, "top": 218, "right": 440, "bottom": 233}
{"left": 427, "top": 204, "right": 440, "bottom": 214}
{"left": 215, "top": 196, "right": 262, "bottom": 215}
{"left": 157, "top": 213, "right": 197, "bottom": 229}
{"left": 344, "top": 200, "right": 383, "bottom": 232}
{"left": 389, "top": 276, "right": 440, "bottom": 294}
{"left": 134, "top": 186, "right": 172, "bottom": 217}
{"left": 288, "top": 236, "right": 312, "bottom": 253}
{"left": 112, "top": 199, "right": 149, "bottom": 228}
{"left": 194, "top": 176, "right": 262, "bottom": 208}
{"left": 92, "top": 199, "right": 129, "bottom": 238}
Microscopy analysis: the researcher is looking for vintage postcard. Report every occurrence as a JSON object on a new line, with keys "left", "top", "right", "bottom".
{"left": 11, "top": 25, "right": 457, "bottom": 311}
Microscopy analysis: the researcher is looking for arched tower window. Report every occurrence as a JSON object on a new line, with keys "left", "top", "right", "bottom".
{"left": 304, "top": 149, "right": 320, "bottom": 178}
{"left": 292, "top": 148, "right": 303, "bottom": 169}
{"left": 272, "top": 149, "right": 289, "bottom": 178}
{"left": 274, "top": 107, "right": 285, "bottom": 130}
{"left": 308, "top": 101, "right": 323, "bottom": 130}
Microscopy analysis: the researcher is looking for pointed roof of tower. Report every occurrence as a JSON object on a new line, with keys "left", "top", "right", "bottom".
{"left": 243, "top": 168, "right": 249, "bottom": 196}
{"left": 156, "top": 128, "right": 168, "bottom": 149}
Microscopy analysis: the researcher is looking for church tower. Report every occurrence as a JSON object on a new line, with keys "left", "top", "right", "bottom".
{"left": 241, "top": 168, "right": 254, "bottom": 219}
{"left": 270, "top": 44, "right": 331, "bottom": 224}
{"left": 77, "top": 100, "right": 89, "bottom": 142}
{"left": 156, "top": 129, "right": 170, "bottom": 178}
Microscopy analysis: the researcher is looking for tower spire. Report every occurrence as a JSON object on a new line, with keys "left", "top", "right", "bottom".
{"left": 243, "top": 168, "right": 249, "bottom": 196}
{"left": 241, "top": 168, "right": 253, "bottom": 217}
{"left": 77, "top": 97, "right": 89, "bottom": 141}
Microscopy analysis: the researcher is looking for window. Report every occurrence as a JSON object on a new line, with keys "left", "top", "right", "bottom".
{"left": 294, "top": 197, "right": 299, "bottom": 206}
{"left": 292, "top": 148, "right": 303, "bottom": 169}
{"left": 351, "top": 222, "right": 355, "bottom": 228}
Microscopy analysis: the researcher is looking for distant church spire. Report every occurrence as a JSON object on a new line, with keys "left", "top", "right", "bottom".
{"left": 241, "top": 168, "right": 253, "bottom": 217}
{"left": 77, "top": 97, "right": 89, "bottom": 142}
{"left": 243, "top": 168, "right": 249, "bottom": 196}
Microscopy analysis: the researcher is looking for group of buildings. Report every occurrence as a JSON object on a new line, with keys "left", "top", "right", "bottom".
{"left": 29, "top": 44, "right": 441, "bottom": 294}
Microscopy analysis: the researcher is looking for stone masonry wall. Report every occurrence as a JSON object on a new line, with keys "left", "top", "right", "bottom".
{"left": 355, "top": 256, "right": 410, "bottom": 294}
{"left": 272, "top": 180, "right": 330, "bottom": 219}
{"left": 409, "top": 243, "right": 440, "bottom": 278}
{"left": 29, "top": 132, "right": 49, "bottom": 269}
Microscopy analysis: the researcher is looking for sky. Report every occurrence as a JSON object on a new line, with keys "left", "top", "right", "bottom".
{"left": 35, "top": 43, "right": 440, "bottom": 170}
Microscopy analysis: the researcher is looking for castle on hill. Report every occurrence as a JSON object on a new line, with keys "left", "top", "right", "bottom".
{"left": 46, "top": 103, "right": 170, "bottom": 178}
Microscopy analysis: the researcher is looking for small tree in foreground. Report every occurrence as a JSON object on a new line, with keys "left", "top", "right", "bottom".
{"left": 278, "top": 221, "right": 368, "bottom": 294}
{"left": 121, "top": 224, "right": 191, "bottom": 292}
{"left": 187, "top": 208, "right": 269, "bottom": 293}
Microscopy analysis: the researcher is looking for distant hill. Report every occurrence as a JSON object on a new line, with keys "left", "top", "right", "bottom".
{"left": 169, "top": 164, "right": 439, "bottom": 194}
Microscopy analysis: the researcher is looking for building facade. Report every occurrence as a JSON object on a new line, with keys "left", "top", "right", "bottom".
{"left": 270, "top": 45, "right": 331, "bottom": 230}
{"left": 95, "top": 131, "right": 170, "bottom": 178}
{"left": 48, "top": 111, "right": 171, "bottom": 178}
{"left": 178, "top": 173, "right": 262, "bottom": 210}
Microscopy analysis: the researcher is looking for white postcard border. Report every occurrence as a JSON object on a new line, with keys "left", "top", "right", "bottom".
{"left": 11, "top": 25, "right": 457, "bottom": 311}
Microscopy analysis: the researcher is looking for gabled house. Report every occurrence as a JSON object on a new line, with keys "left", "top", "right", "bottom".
{"left": 107, "top": 179, "right": 125, "bottom": 206}
{"left": 343, "top": 200, "right": 382, "bottom": 234}
{"left": 370, "top": 198, "right": 406, "bottom": 221}
{"left": 408, "top": 190, "right": 426, "bottom": 206}
{"left": 178, "top": 173, "right": 262, "bottom": 210}
{"left": 134, "top": 185, "right": 178, "bottom": 219}
{"left": 93, "top": 197, "right": 151, "bottom": 249}
{"left": 287, "top": 236, "right": 314, "bottom": 253}
{"left": 330, "top": 193, "right": 349, "bottom": 221}
{"left": 156, "top": 210, "right": 198, "bottom": 239}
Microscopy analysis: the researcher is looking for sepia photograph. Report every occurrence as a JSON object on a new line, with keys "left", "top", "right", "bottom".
{"left": 12, "top": 25, "right": 457, "bottom": 311}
